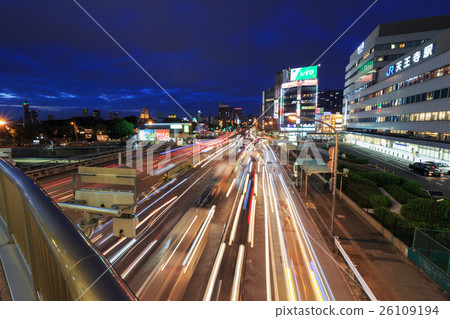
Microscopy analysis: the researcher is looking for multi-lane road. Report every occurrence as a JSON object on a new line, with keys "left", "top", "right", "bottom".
{"left": 37, "top": 131, "right": 354, "bottom": 301}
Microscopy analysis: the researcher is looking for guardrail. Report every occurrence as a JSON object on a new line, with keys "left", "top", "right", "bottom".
{"left": 334, "top": 236, "right": 377, "bottom": 301}
{"left": 19, "top": 147, "right": 125, "bottom": 172}
{"left": 0, "top": 158, "right": 136, "bottom": 300}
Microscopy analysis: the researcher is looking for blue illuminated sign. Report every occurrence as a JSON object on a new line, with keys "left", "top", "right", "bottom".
{"left": 386, "top": 43, "right": 433, "bottom": 77}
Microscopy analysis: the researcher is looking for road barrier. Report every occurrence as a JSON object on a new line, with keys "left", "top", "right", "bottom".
{"left": 0, "top": 158, "right": 136, "bottom": 300}
{"left": 22, "top": 149, "right": 125, "bottom": 180}
{"left": 334, "top": 236, "right": 377, "bottom": 301}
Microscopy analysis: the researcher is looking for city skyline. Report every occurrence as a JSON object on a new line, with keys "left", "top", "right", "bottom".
{"left": 0, "top": 1, "right": 447, "bottom": 120}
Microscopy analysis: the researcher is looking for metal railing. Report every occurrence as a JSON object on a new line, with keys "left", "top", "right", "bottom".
{"left": 0, "top": 158, "right": 136, "bottom": 301}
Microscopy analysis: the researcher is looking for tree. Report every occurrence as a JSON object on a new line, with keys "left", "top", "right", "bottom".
{"left": 108, "top": 118, "right": 134, "bottom": 140}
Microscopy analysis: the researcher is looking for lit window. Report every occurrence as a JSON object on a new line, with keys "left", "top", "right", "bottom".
{"left": 399, "top": 43, "right": 406, "bottom": 48}
{"left": 391, "top": 44, "right": 396, "bottom": 49}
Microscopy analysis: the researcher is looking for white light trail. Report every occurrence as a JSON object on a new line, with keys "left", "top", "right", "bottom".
{"left": 183, "top": 206, "right": 216, "bottom": 272}
{"left": 230, "top": 245, "right": 246, "bottom": 301}
{"left": 161, "top": 215, "right": 198, "bottom": 272}
{"left": 226, "top": 178, "right": 236, "bottom": 197}
{"left": 203, "top": 243, "right": 226, "bottom": 301}
{"left": 121, "top": 240, "right": 157, "bottom": 279}
{"left": 228, "top": 194, "right": 245, "bottom": 245}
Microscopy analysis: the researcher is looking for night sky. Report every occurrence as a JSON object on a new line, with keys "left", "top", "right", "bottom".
{"left": 0, "top": 0, "right": 447, "bottom": 121}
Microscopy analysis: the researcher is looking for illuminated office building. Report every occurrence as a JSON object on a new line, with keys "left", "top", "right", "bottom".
{"left": 278, "top": 66, "right": 319, "bottom": 139}
{"left": 344, "top": 14, "right": 450, "bottom": 163}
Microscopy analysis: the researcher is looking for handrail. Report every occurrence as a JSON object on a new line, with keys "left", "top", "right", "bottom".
{"left": 0, "top": 158, "right": 136, "bottom": 301}
{"left": 334, "top": 236, "right": 377, "bottom": 301}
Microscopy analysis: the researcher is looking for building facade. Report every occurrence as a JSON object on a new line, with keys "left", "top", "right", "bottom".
{"left": 318, "top": 89, "right": 343, "bottom": 113}
{"left": 344, "top": 14, "right": 450, "bottom": 163}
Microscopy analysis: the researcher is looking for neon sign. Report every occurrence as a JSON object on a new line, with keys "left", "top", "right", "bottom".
{"left": 386, "top": 43, "right": 433, "bottom": 77}
{"left": 281, "top": 78, "right": 318, "bottom": 89}
{"left": 357, "top": 42, "right": 365, "bottom": 55}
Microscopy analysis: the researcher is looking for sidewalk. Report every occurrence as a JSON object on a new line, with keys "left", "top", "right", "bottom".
{"left": 303, "top": 174, "right": 448, "bottom": 301}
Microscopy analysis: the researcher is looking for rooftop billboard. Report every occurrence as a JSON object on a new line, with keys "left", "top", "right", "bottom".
{"left": 290, "top": 66, "right": 318, "bottom": 81}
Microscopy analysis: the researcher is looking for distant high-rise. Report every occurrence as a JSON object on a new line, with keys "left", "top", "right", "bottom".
{"left": 30, "top": 110, "right": 39, "bottom": 124}
{"left": 261, "top": 87, "right": 274, "bottom": 130}
{"left": 92, "top": 110, "right": 101, "bottom": 119}
{"left": 233, "top": 108, "right": 243, "bottom": 125}
{"left": 109, "top": 112, "right": 119, "bottom": 120}
{"left": 82, "top": 108, "right": 89, "bottom": 117}
{"left": 48, "top": 114, "right": 54, "bottom": 121}
{"left": 140, "top": 108, "right": 150, "bottom": 120}
{"left": 318, "top": 89, "right": 343, "bottom": 113}
{"left": 23, "top": 101, "right": 31, "bottom": 125}
{"left": 218, "top": 102, "right": 232, "bottom": 128}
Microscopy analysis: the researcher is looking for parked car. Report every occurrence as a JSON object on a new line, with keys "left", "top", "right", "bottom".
{"left": 409, "top": 162, "right": 443, "bottom": 177}
{"left": 425, "top": 161, "right": 450, "bottom": 175}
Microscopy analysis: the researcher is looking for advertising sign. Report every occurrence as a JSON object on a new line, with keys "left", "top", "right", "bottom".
{"left": 138, "top": 129, "right": 156, "bottom": 141}
{"left": 282, "top": 78, "right": 318, "bottom": 89}
{"left": 290, "top": 66, "right": 318, "bottom": 81}
{"left": 156, "top": 129, "right": 170, "bottom": 141}
{"left": 273, "top": 100, "right": 279, "bottom": 119}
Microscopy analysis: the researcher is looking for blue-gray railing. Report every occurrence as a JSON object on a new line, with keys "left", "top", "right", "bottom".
{"left": 0, "top": 158, "right": 136, "bottom": 300}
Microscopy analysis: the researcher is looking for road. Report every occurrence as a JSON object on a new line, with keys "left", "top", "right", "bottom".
{"left": 38, "top": 131, "right": 354, "bottom": 300}
{"left": 340, "top": 143, "right": 450, "bottom": 197}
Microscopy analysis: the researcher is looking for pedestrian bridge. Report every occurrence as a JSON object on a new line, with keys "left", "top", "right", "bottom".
{"left": 0, "top": 158, "right": 136, "bottom": 301}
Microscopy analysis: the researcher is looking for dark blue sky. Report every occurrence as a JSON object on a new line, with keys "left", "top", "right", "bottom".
{"left": 0, "top": 0, "right": 448, "bottom": 120}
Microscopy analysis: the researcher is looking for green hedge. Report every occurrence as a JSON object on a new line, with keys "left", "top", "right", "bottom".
{"left": 383, "top": 184, "right": 416, "bottom": 205}
{"left": 401, "top": 179, "right": 429, "bottom": 198}
{"left": 362, "top": 171, "right": 405, "bottom": 187}
{"left": 370, "top": 194, "right": 392, "bottom": 209}
{"left": 343, "top": 172, "right": 383, "bottom": 208}
{"left": 401, "top": 198, "right": 450, "bottom": 228}
{"left": 372, "top": 207, "right": 425, "bottom": 244}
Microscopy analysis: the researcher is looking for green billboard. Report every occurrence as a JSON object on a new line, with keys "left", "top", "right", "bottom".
{"left": 290, "top": 66, "right": 318, "bottom": 81}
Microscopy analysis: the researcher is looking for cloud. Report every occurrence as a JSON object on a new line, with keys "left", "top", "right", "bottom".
{"left": 0, "top": 92, "right": 17, "bottom": 99}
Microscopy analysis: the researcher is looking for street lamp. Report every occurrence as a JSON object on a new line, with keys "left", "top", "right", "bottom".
{"left": 70, "top": 122, "right": 78, "bottom": 143}
{"left": 288, "top": 115, "right": 339, "bottom": 236}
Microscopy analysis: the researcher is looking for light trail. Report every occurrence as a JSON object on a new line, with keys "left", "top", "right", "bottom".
{"left": 161, "top": 215, "right": 198, "bottom": 272}
{"left": 263, "top": 168, "right": 272, "bottom": 301}
{"left": 203, "top": 242, "right": 226, "bottom": 301}
{"left": 228, "top": 194, "right": 245, "bottom": 245}
{"left": 225, "top": 178, "right": 236, "bottom": 197}
{"left": 182, "top": 206, "right": 216, "bottom": 272}
{"left": 137, "top": 196, "right": 178, "bottom": 228}
{"left": 230, "top": 245, "right": 245, "bottom": 301}
{"left": 121, "top": 240, "right": 157, "bottom": 279}
{"left": 110, "top": 238, "right": 137, "bottom": 264}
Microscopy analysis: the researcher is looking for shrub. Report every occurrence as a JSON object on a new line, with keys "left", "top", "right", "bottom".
{"left": 372, "top": 207, "right": 425, "bottom": 244}
{"left": 401, "top": 179, "right": 429, "bottom": 198}
{"left": 370, "top": 194, "right": 392, "bottom": 209}
{"left": 362, "top": 171, "right": 405, "bottom": 187}
{"left": 343, "top": 172, "right": 383, "bottom": 208}
{"left": 401, "top": 198, "right": 450, "bottom": 228}
{"left": 383, "top": 184, "right": 416, "bottom": 205}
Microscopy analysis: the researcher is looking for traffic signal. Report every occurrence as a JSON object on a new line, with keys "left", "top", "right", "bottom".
{"left": 327, "top": 147, "right": 336, "bottom": 172}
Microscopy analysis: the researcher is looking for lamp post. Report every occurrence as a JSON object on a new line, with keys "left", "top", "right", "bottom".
{"left": 70, "top": 122, "right": 78, "bottom": 143}
{"left": 287, "top": 115, "right": 339, "bottom": 236}
{"left": 0, "top": 119, "right": 6, "bottom": 142}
